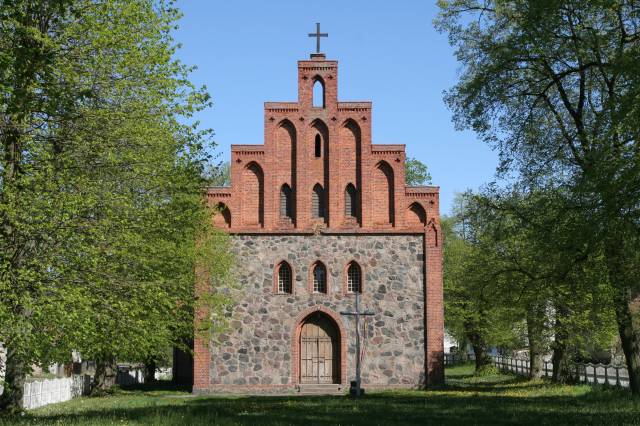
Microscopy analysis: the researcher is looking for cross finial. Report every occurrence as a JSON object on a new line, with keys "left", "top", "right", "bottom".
{"left": 308, "top": 23, "right": 328, "bottom": 53}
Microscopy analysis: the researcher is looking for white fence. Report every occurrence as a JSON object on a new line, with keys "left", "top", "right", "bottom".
{"left": 1, "top": 375, "right": 88, "bottom": 410}
{"left": 0, "top": 364, "right": 171, "bottom": 410}
{"left": 445, "top": 353, "right": 631, "bottom": 389}
{"left": 492, "top": 355, "right": 630, "bottom": 388}
{"left": 22, "top": 376, "right": 86, "bottom": 410}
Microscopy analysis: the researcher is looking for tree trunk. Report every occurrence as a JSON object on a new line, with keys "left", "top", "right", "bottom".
{"left": 458, "top": 335, "right": 470, "bottom": 362}
{"left": 466, "top": 329, "right": 491, "bottom": 371}
{"left": 613, "top": 295, "right": 640, "bottom": 394}
{"left": 144, "top": 358, "right": 156, "bottom": 384}
{"left": 605, "top": 235, "right": 640, "bottom": 395}
{"left": 0, "top": 345, "right": 26, "bottom": 413}
{"left": 527, "top": 309, "right": 544, "bottom": 379}
{"left": 0, "top": 8, "right": 42, "bottom": 413}
{"left": 550, "top": 310, "right": 574, "bottom": 383}
{"left": 92, "top": 356, "right": 117, "bottom": 395}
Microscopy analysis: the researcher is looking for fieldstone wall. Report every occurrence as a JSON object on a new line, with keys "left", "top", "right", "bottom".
{"left": 209, "top": 233, "right": 426, "bottom": 390}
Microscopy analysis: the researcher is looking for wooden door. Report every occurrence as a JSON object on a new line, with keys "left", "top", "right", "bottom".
{"left": 300, "top": 315, "right": 339, "bottom": 384}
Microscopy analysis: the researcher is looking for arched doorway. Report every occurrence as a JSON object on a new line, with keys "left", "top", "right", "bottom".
{"left": 299, "top": 312, "right": 340, "bottom": 384}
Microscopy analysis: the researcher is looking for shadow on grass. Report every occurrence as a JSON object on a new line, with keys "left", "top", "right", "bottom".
{"left": 3, "top": 369, "right": 638, "bottom": 426}
{"left": 4, "top": 385, "right": 637, "bottom": 426}
{"left": 117, "top": 380, "right": 192, "bottom": 393}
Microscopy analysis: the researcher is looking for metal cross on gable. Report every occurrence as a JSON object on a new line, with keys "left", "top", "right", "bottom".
{"left": 340, "top": 291, "right": 375, "bottom": 397}
{"left": 308, "top": 22, "right": 328, "bottom": 53}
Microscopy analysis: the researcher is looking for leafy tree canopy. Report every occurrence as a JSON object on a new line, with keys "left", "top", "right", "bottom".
{"left": 405, "top": 157, "right": 432, "bottom": 186}
{"left": 0, "top": 0, "right": 233, "bottom": 410}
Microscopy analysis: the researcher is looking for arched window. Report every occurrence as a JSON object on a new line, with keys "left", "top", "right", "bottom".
{"left": 344, "top": 184, "right": 357, "bottom": 218}
{"left": 312, "top": 184, "right": 325, "bottom": 219}
{"left": 280, "top": 184, "right": 293, "bottom": 219}
{"left": 312, "top": 262, "right": 327, "bottom": 293}
{"left": 312, "top": 78, "right": 324, "bottom": 108}
{"left": 314, "top": 134, "right": 322, "bottom": 158}
{"left": 277, "top": 262, "right": 292, "bottom": 294}
{"left": 347, "top": 262, "right": 362, "bottom": 293}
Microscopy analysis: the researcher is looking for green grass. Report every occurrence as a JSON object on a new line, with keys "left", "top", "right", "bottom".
{"left": 2, "top": 364, "right": 639, "bottom": 425}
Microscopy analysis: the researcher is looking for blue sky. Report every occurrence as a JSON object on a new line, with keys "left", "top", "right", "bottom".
{"left": 173, "top": 1, "right": 498, "bottom": 215}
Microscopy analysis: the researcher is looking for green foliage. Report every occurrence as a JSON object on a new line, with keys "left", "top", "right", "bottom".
{"left": 0, "top": 0, "right": 233, "bottom": 408}
{"left": 474, "top": 364, "right": 500, "bottom": 377}
{"left": 444, "top": 189, "right": 617, "bottom": 374}
{"left": 193, "top": 214, "right": 236, "bottom": 341}
{"left": 443, "top": 192, "right": 525, "bottom": 363}
{"left": 404, "top": 157, "right": 432, "bottom": 186}
{"left": 436, "top": 0, "right": 640, "bottom": 390}
{"left": 207, "top": 161, "right": 231, "bottom": 187}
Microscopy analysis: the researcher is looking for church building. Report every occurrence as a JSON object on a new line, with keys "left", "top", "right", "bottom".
{"left": 193, "top": 36, "right": 444, "bottom": 393}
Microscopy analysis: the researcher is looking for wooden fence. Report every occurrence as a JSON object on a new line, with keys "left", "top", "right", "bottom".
{"left": 492, "top": 355, "right": 630, "bottom": 388}
{"left": 444, "top": 353, "right": 476, "bottom": 365}
{"left": 444, "top": 353, "right": 630, "bottom": 389}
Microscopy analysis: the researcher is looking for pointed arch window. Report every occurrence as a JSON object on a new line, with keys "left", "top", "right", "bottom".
{"left": 314, "top": 134, "right": 322, "bottom": 158}
{"left": 345, "top": 184, "right": 357, "bottom": 218}
{"left": 312, "top": 263, "right": 327, "bottom": 294}
{"left": 347, "top": 262, "right": 362, "bottom": 293}
{"left": 312, "top": 78, "right": 325, "bottom": 108}
{"left": 277, "top": 262, "right": 293, "bottom": 294}
{"left": 312, "top": 184, "right": 325, "bottom": 219}
{"left": 280, "top": 184, "right": 293, "bottom": 219}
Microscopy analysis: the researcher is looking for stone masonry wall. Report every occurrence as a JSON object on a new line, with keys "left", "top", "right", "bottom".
{"left": 208, "top": 233, "right": 426, "bottom": 391}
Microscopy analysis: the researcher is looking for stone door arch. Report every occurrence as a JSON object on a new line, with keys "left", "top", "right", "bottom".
{"left": 299, "top": 312, "right": 340, "bottom": 384}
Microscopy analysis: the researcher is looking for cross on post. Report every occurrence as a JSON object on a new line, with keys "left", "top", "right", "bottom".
{"left": 308, "top": 22, "right": 328, "bottom": 53}
{"left": 340, "top": 291, "right": 375, "bottom": 397}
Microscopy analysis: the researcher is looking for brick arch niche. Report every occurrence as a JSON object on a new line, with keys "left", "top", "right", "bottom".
{"left": 213, "top": 202, "right": 231, "bottom": 229}
{"left": 241, "top": 162, "right": 264, "bottom": 227}
{"left": 276, "top": 120, "right": 297, "bottom": 223}
{"left": 309, "top": 119, "right": 330, "bottom": 222}
{"left": 373, "top": 160, "right": 395, "bottom": 226}
{"left": 340, "top": 119, "right": 362, "bottom": 225}
{"left": 406, "top": 202, "right": 427, "bottom": 227}
{"left": 291, "top": 306, "right": 347, "bottom": 385}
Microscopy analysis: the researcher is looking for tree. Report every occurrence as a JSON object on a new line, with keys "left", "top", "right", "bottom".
{"left": 444, "top": 189, "right": 616, "bottom": 379}
{"left": 444, "top": 193, "right": 523, "bottom": 373}
{"left": 405, "top": 157, "right": 432, "bottom": 186}
{"left": 0, "top": 0, "right": 233, "bottom": 410}
{"left": 207, "top": 161, "right": 231, "bottom": 187}
{"left": 476, "top": 187, "right": 616, "bottom": 380}
{"left": 436, "top": 0, "right": 640, "bottom": 393}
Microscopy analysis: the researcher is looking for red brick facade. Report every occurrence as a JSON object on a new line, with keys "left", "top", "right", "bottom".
{"left": 196, "top": 53, "right": 444, "bottom": 392}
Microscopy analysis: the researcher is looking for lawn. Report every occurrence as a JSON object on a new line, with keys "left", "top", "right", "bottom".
{"left": 2, "top": 364, "right": 639, "bottom": 425}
